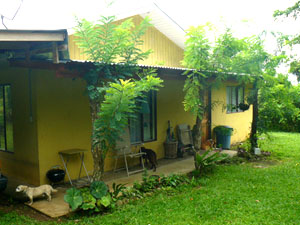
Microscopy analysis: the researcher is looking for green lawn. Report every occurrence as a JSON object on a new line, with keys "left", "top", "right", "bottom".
{"left": 2, "top": 132, "right": 300, "bottom": 225}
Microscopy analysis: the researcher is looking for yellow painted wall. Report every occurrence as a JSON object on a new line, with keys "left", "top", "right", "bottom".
{"left": 34, "top": 71, "right": 93, "bottom": 184}
{"left": 0, "top": 61, "right": 40, "bottom": 185}
{"left": 152, "top": 78, "right": 195, "bottom": 157}
{"left": 69, "top": 15, "right": 184, "bottom": 68}
{"left": 34, "top": 72, "right": 194, "bottom": 184}
{"left": 211, "top": 82, "right": 253, "bottom": 144}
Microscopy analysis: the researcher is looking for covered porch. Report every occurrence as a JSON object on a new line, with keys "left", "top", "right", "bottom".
{"left": 7, "top": 155, "right": 195, "bottom": 218}
{"left": 4, "top": 150, "right": 237, "bottom": 218}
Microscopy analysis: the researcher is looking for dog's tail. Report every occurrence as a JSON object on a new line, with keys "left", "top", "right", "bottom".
{"left": 52, "top": 188, "right": 58, "bottom": 193}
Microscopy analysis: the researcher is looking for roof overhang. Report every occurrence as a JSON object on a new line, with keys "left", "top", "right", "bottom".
{"left": 0, "top": 30, "right": 65, "bottom": 42}
{"left": 0, "top": 29, "right": 69, "bottom": 63}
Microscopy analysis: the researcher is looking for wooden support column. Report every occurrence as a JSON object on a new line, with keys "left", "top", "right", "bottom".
{"left": 52, "top": 42, "right": 59, "bottom": 64}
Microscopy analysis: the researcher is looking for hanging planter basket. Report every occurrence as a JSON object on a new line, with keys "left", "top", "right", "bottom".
{"left": 238, "top": 103, "right": 250, "bottom": 111}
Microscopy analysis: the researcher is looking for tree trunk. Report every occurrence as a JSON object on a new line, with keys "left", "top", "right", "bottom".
{"left": 91, "top": 145, "right": 105, "bottom": 181}
{"left": 89, "top": 97, "right": 105, "bottom": 181}
{"left": 250, "top": 81, "right": 259, "bottom": 153}
{"left": 192, "top": 116, "right": 202, "bottom": 150}
{"left": 192, "top": 89, "right": 205, "bottom": 150}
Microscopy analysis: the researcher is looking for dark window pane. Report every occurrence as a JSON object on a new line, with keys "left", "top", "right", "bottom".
{"left": 143, "top": 92, "right": 152, "bottom": 141}
{"left": 226, "top": 86, "right": 244, "bottom": 113}
{"left": 129, "top": 91, "right": 156, "bottom": 143}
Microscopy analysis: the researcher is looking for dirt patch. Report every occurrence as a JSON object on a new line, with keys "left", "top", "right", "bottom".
{"left": 251, "top": 160, "right": 278, "bottom": 168}
{"left": 0, "top": 194, "right": 58, "bottom": 222}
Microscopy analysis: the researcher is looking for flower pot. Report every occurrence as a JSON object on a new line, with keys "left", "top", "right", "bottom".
{"left": 46, "top": 169, "right": 65, "bottom": 183}
{"left": 0, "top": 175, "right": 8, "bottom": 192}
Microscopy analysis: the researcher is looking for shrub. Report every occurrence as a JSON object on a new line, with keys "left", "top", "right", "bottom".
{"left": 64, "top": 173, "right": 200, "bottom": 214}
{"left": 64, "top": 188, "right": 83, "bottom": 211}
{"left": 64, "top": 181, "right": 114, "bottom": 212}
{"left": 194, "top": 150, "right": 228, "bottom": 174}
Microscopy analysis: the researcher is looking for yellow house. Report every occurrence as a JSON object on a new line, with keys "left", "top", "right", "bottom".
{"left": 0, "top": 8, "right": 253, "bottom": 186}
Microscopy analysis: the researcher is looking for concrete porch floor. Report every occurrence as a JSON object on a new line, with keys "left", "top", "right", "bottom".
{"left": 4, "top": 150, "right": 237, "bottom": 218}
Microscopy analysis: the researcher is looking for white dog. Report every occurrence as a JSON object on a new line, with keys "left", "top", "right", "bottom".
{"left": 16, "top": 184, "right": 58, "bottom": 205}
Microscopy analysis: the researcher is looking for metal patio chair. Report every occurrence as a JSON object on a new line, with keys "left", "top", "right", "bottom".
{"left": 113, "top": 128, "right": 146, "bottom": 176}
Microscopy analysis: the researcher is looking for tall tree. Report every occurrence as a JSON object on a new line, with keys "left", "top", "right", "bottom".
{"left": 182, "top": 26, "right": 211, "bottom": 150}
{"left": 74, "top": 16, "right": 163, "bottom": 181}
{"left": 274, "top": 1, "right": 300, "bottom": 81}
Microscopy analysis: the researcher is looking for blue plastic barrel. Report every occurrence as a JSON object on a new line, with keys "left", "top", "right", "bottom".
{"left": 213, "top": 126, "right": 233, "bottom": 149}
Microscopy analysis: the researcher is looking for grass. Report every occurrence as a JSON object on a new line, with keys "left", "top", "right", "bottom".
{"left": 2, "top": 132, "right": 300, "bottom": 224}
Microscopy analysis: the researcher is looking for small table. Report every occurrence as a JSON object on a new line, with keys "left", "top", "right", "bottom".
{"left": 58, "top": 149, "right": 91, "bottom": 186}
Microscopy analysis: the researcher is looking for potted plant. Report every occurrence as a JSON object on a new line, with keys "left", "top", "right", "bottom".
{"left": 46, "top": 166, "right": 65, "bottom": 183}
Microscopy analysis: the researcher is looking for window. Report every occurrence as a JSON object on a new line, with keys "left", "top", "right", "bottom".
{"left": 129, "top": 91, "right": 157, "bottom": 144}
{"left": 226, "top": 86, "right": 244, "bottom": 113}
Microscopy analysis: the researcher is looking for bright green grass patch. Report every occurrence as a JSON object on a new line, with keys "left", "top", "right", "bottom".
{"left": 2, "top": 132, "right": 300, "bottom": 225}
{"left": 259, "top": 132, "right": 300, "bottom": 161}
{"left": 0, "top": 211, "right": 41, "bottom": 225}
{"left": 73, "top": 163, "right": 300, "bottom": 225}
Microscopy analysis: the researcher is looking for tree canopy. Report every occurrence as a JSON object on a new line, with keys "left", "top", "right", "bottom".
{"left": 274, "top": 1, "right": 300, "bottom": 81}
{"left": 182, "top": 25, "right": 284, "bottom": 150}
{"left": 182, "top": 26, "right": 279, "bottom": 118}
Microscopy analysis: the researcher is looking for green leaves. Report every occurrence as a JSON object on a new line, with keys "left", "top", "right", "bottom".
{"left": 81, "top": 187, "right": 96, "bottom": 210}
{"left": 98, "top": 195, "right": 112, "bottom": 208}
{"left": 90, "top": 181, "right": 108, "bottom": 199}
{"left": 273, "top": 1, "right": 300, "bottom": 19}
{"left": 64, "top": 187, "right": 83, "bottom": 211}
{"left": 93, "top": 70, "right": 163, "bottom": 154}
{"left": 259, "top": 74, "right": 300, "bottom": 132}
{"left": 182, "top": 71, "right": 205, "bottom": 118}
{"left": 74, "top": 15, "right": 152, "bottom": 65}
{"left": 64, "top": 181, "right": 114, "bottom": 213}
{"left": 194, "top": 151, "right": 228, "bottom": 173}
{"left": 182, "top": 25, "right": 211, "bottom": 71}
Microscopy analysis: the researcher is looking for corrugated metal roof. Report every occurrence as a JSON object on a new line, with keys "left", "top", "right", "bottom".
{"left": 63, "top": 59, "right": 187, "bottom": 70}
{"left": 62, "top": 60, "right": 251, "bottom": 77}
